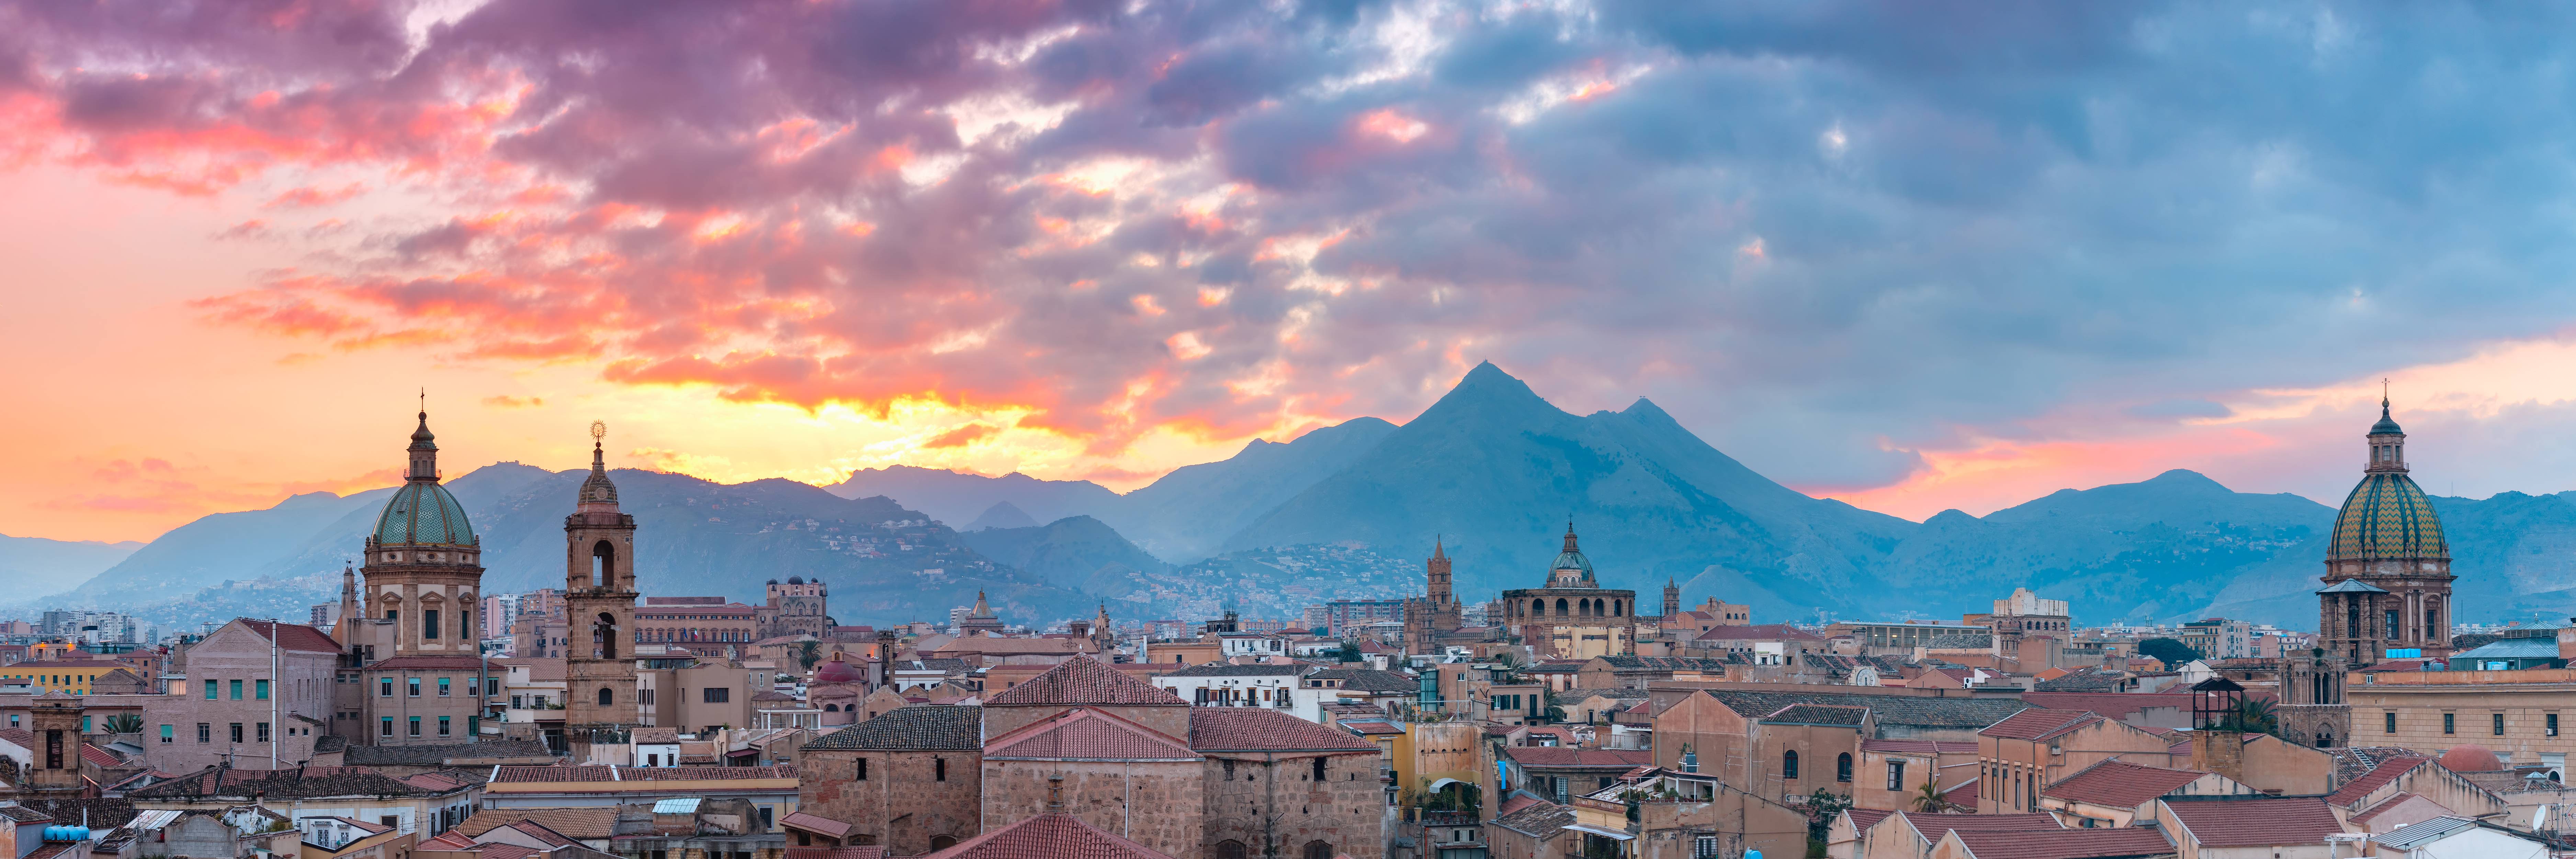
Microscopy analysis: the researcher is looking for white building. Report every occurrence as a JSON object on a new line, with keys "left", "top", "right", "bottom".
{"left": 1150, "top": 663, "right": 1330, "bottom": 722}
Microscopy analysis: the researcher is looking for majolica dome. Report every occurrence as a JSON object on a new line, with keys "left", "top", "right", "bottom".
{"left": 2328, "top": 399, "right": 2444, "bottom": 562}
{"left": 375, "top": 410, "right": 477, "bottom": 547}
{"left": 376, "top": 482, "right": 476, "bottom": 546}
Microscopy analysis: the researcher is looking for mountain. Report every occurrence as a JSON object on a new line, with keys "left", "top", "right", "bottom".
{"left": 49, "top": 489, "right": 392, "bottom": 608}
{"left": 962, "top": 502, "right": 1040, "bottom": 532}
{"left": 959, "top": 515, "right": 1172, "bottom": 593}
{"left": 1101, "top": 417, "right": 1400, "bottom": 561}
{"left": 1224, "top": 362, "right": 1914, "bottom": 617}
{"left": 824, "top": 465, "right": 1118, "bottom": 528}
{"left": 1878, "top": 470, "right": 2334, "bottom": 624}
{"left": 0, "top": 533, "right": 143, "bottom": 603}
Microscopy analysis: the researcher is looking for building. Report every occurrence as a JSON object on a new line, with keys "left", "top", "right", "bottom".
{"left": 2284, "top": 396, "right": 2459, "bottom": 749}
{"left": 953, "top": 593, "right": 1004, "bottom": 636}
{"left": 1496, "top": 526, "right": 1642, "bottom": 659}
{"left": 757, "top": 578, "right": 831, "bottom": 640}
{"left": 1834, "top": 621, "right": 1991, "bottom": 652}
{"left": 2345, "top": 665, "right": 2576, "bottom": 773}
{"left": 1975, "top": 709, "right": 2178, "bottom": 814}
{"left": 1963, "top": 588, "right": 2071, "bottom": 657}
{"left": 2180, "top": 617, "right": 2255, "bottom": 660}
{"left": 128, "top": 765, "right": 483, "bottom": 838}
{"left": 797, "top": 706, "right": 985, "bottom": 855}
{"left": 1401, "top": 542, "right": 1464, "bottom": 656}
{"left": 1324, "top": 600, "right": 1406, "bottom": 638}
{"left": 636, "top": 598, "right": 761, "bottom": 656}
{"left": 562, "top": 424, "right": 643, "bottom": 760}
{"left": 142, "top": 618, "right": 340, "bottom": 772}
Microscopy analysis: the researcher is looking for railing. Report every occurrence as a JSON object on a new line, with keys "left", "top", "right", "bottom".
{"left": 1419, "top": 810, "right": 1477, "bottom": 826}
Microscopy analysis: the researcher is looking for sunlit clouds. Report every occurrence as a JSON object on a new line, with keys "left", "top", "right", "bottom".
{"left": 12, "top": 1, "right": 2576, "bottom": 543}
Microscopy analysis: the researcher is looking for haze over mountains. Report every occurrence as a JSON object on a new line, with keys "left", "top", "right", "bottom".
{"left": 23, "top": 362, "right": 2576, "bottom": 630}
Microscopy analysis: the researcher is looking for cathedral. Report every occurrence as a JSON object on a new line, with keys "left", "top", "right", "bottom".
{"left": 2278, "top": 395, "right": 2455, "bottom": 748}
{"left": 1497, "top": 525, "right": 1643, "bottom": 658}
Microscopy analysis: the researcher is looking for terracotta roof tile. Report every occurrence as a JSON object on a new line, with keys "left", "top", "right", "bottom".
{"left": 1503, "top": 747, "right": 1654, "bottom": 769}
{"left": 783, "top": 849, "right": 887, "bottom": 859}
{"left": 805, "top": 706, "right": 982, "bottom": 751}
{"left": 1842, "top": 808, "right": 1892, "bottom": 833}
{"left": 984, "top": 708, "right": 1199, "bottom": 761}
{"left": 2160, "top": 796, "right": 2344, "bottom": 848}
{"left": 239, "top": 619, "right": 345, "bottom": 654}
{"left": 2327, "top": 756, "right": 2427, "bottom": 806}
{"left": 496, "top": 821, "right": 580, "bottom": 848}
{"left": 485, "top": 765, "right": 793, "bottom": 782}
{"left": 983, "top": 657, "right": 1183, "bottom": 707}
{"left": 1703, "top": 689, "right": 2029, "bottom": 729}
{"left": 1978, "top": 708, "right": 2102, "bottom": 741}
{"left": 1859, "top": 739, "right": 1977, "bottom": 755}
{"left": 2018, "top": 692, "right": 2194, "bottom": 719}
{"left": 920, "top": 810, "right": 1176, "bottom": 859}
{"left": 1763, "top": 703, "right": 1870, "bottom": 725}
{"left": 779, "top": 813, "right": 853, "bottom": 840}
{"left": 1894, "top": 812, "right": 2061, "bottom": 843}
{"left": 1944, "top": 827, "right": 2175, "bottom": 859}
{"left": 1491, "top": 800, "right": 1575, "bottom": 837}
{"left": 2041, "top": 760, "right": 2208, "bottom": 808}
{"left": 456, "top": 808, "right": 619, "bottom": 840}
{"left": 1186, "top": 709, "right": 1377, "bottom": 753}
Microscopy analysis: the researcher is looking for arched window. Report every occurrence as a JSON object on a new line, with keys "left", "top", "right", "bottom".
{"left": 1612, "top": 600, "right": 1623, "bottom": 616}
{"left": 596, "top": 687, "right": 613, "bottom": 706}
{"left": 1303, "top": 841, "right": 1333, "bottom": 859}
{"left": 1213, "top": 841, "right": 1247, "bottom": 859}
{"left": 1837, "top": 753, "right": 1853, "bottom": 782}
{"left": 1555, "top": 598, "right": 1568, "bottom": 615}
{"left": 823, "top": 704, "right": 839, "bottom": 712}
{"left": 591, "top": 540, "right": 615, "bottom": 588}
{"left": 1532, "top": 599, "right": 1545, "bottom": 616}
{"left": 595, "top": 612, "right": 620, "bottom": 659}
{"left": 1782, "top": 750, "right": 1799, "bottom": 779}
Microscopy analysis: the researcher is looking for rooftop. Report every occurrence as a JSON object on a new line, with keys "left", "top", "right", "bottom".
{"left": 918, "top": 808, "right": 1174, "bottom": 859}
{"left": 984, "top": 708, "right": 1199, "bottom": 762}
{"left": 2159, "top": 795, "right": 2344, "bottom": 848}
{"left": 1703, "top": 689, "right": 2030, "bottom": 729}
{"left": 1979, "top": 709, "right": 2102, "bottom": 741}
{"left": 1942, "top": 827, "right": 2175, "bottom": 859}
{"left": 1187, "top": 709, "right": 1377, "bottom": 753}
{"left": 345, "top": 739, "right": 553, "bottom": 766}
{"left": 2042, "top": 760, "right": 2210, "bottom": 808}
{"left": 805, "top": 706, "right": 984, "bottom": 751}
{"left": 983, "top": 657, "right": 1184, "bottom": 707}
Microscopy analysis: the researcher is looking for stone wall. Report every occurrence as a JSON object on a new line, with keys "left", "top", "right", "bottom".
{"left": 982, "top": 702, "right": 1189, "bottom": 742}
{"left": 982, "top": 759, "right": 1203, "bottom": 859}
{"left": 1201, "top": 750, "right": 1385, "bottom": 859}
{"left": 797, "top": 748, "right": 981, "bottom": 855}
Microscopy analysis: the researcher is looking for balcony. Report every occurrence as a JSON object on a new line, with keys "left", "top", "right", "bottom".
{"left": 1420, "top": 810, "right": 1477, "bottom": 827}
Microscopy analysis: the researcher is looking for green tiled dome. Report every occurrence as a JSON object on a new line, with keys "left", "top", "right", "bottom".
{"left": 2327, "top": 472, "right": 2445, "bottom": 561}
{"left": 374, "top": 480, "right": 477, "bottom": 547}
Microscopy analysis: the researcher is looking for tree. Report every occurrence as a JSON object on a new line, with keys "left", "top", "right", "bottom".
{"left": 2137, "top": 637, "right": 2203, "bottom": 666}
{"left": 1912, "top": 776, "right": 1957, "bottom": 812}
{"left": 103, "top": 713, "right": 144, "bottom": 734}
{"left": 1332, "top": 640, "right": 1363, "bottom": 663}
{"left": 2221, "top": 696, "right": 2280, "bottom": 737}
{"left": 1803, "top": 790, "right": 1854, "bottom": 841}
{"left": 794, "top": 640, "right": 822, "bottom": 671}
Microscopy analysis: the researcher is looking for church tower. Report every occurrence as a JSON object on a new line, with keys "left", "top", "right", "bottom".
{"left": 1662, "top": 578, "right": 1680, "bottom": 621}
{"left": 1425, "top": 538, "right": 1460, "bottom": 633}
{"left": 359, "top": 408, "right": 483, "bottom": 658}
{"left": 563, "top": 422, "right": 640, "bottom": 753}
{"left": 2316, "top": 394, "right": 2454, "bottom": 666}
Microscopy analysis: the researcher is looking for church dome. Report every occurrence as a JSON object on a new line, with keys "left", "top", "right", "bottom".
{"left": 2439, "top": 744, "right": 2502, "bottom": 772}
{"left": 375, "top": 480, "right": 476, "bottom": 547}
{"left": 2328, "top": 473, "right": 2446, "bottom": 561}
{"left": 1550, "top": 525, "right": 1593, "bottom": 574}
{"left": 814, "top": 656, "right": 862, "bottom": 685}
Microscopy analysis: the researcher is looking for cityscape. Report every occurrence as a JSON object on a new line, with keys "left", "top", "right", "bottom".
{"left": 8, "top": 3, "right": 2576, "bottom": 859}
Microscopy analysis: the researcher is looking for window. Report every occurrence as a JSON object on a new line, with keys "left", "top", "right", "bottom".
{"left": 256, "top": 679, "right": 269, "bottom": 700}
{"left": 409, "top": 678, "right": 422, "bottom": 697}
{"left": 439, "top": 716, "right": 451, "bottom": 737}
{"left": 381, "top": 679, "right": 394, "bottom": 698}
{"left": 468, "top": 715, "right": 479, "bottom": 737}
{"left": 1837, "top": 752, "right": 1853, "bottom": 782}
{"left": 229, "top": 679, "right": 243, "bottom": 700}
{"left": 381, "top": 718, "right": 394, "bottom": 737}
{"left": 439, "top": 678, "right": 451, "bottom": 697}
{"left": 855, "top": 758, "right": 868, "bottom": 780}
{"left": 1312, "top": 757, "right": 1327, "bottom": 781}
{"left": 598, "top": 688, "right": 614, "bottom": 706}
{"left": 160, "top": 724, "right": 172, "bottom": 744}
{"left": 1783, "top": 750, "right": 1799, "bottom": 779}
{"left": 2551, "top": 714, "right": 2562, "bottom": 737}
{"left": 1887, "top": 760, "right": 1906, "bottom": 791}
{"left": 513, "top": 695, "right": 525, "bottom": 709}
{"left": 2444, "top": 713, "right": 2455, "bottom": 735}
{"left": 2496, "top": 713, "right": 2507, "bottom": 736}
{"left": 2387, "top": 712, "right": 2398, "bottom": 733}
{"left": 759, "top": 807, "right": 772, "bottom": 830}
{"left": 257, "top": 722, "right": 270, "bottom": 743}
{"left": 197, "top": 723, "right": 211, "bottom": 744}
{"left": 935, "top": 757, "right": 947, "bottom": 781}
{"left": 230, "top": 723, "right": 244, "bottom": 743}
{"left": 409, "top": 716, "right": 422, "bottom": 736}
{"left": 702, "top": 688, "right": 730, "bottom": 703}
{"left": 1695, "top": 835, "right": 1720, "bottom": 858}
{"left": 204, "top": 680, "right": 217, "bottom": 700}
{"left": 425, "top": 609, "right": 441, "bottom": 640}
{"left": 2385, "top": 610, "right": 2400, "bottom": 640}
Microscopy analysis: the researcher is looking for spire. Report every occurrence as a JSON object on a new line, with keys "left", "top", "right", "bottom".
{"left": 1432, "top": 535, "right": 1445, "bottom": 560}
{"left": 406, "top": 402, "right": 440, "bottom": 481}
{"left": 1562, "top": 520, "right": 1579, "bottom": 554}
{"left": 578, "top": 420, "right": 621, "bottom": 511}
{"left": 973, "top": 590, "right": 992, "bottom": 617}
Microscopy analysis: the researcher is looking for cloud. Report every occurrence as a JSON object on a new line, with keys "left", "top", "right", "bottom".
{"left": 922, "top": 423, "right": 998, "bottom": 449}
{"left": 481, "top": 394, "right": 544, "bottom": 409}
{"left": 13, "top": 0, "right": 2576, "bottom": 502}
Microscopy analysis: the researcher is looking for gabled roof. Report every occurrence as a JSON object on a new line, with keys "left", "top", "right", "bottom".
{"left": 2372, "top": 816, "right": 2486, "bottom": 851}
{"left": 2327, "top": 756, "right": 2428, "bottom": 806}
{"left": 2159, "top": 796, "right": 2344, "bottom": 848}
{"left": 1842, "top": 808, "right": 1892, "bottom": 833}
{"left": 919, "top": 809, "right": 1175, "bottom": 859}
{"left": 1762, "top": 704, "right": 1869, "bottom": 726}
{"left": 1942, "top": 827, "right": 2175, "bottom": 859}
{"left": 456, "top": 808, "right": 619, "bottom": 840}
{"left": 1702, "top": 689, "right": 2030, "bottom": 729}
{"left": 1979, "top": 709, "right": 2101, "bottom": 741}
{"left": 346, "top": 739, "right": 553, "bottom": 766}
{"left": 1893, "top": 812, "right": 2061, "bottom": 844}
{"left": 2018, "top": 692, "right": 2192, "bottom": 719}
{"left": 983, "top": 708, "right": 1199, "bottom": 762}
{"left": 1491, "top": 800, "right": 1576, "bottom": 837}
{"left": 2042, "top": 760, "right": 2208, "bottom": 808}
{"left": 237, "top": 619, "right": 346, "bottom": 654}
{"left": 1303, "top": 668, "right": 1417, "bottom": 692}
{"left": 804, "top": 706, "right": 983, "bottom": 751}
{"left": 1187, "top": 709, "right": 1375, "bottom": 753}
{"left": 983, "top": 657, "right": 1183, "bottom": 707}
{"left": 129, "top": 765, "right": 464, "bottom": 799}
{"left": 486, "top": 765, "right": 793, "bottom": 782}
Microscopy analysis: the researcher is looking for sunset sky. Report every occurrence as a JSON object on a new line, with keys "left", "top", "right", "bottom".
{"left": 9, "top": 1, "right": 2576, "bottom": 545}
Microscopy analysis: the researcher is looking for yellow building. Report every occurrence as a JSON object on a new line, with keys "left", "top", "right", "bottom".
{"left": 2, "top": 656, "right": 126, "bottom": 694}
{"left": 2347, "top": 666, "right": 2576, "bottom": 772}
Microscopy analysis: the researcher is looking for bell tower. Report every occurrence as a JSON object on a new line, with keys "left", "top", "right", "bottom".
{"left": 563, "top": 421, "right": 639, "bottom": 756}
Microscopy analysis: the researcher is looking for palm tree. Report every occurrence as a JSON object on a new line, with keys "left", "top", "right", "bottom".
{"left": 102, "top": 713, "right": 144, "bottom": 734}
{"left": 1912, "top": 776, "right": 1955, "bottom": 812}
{"left": 2223, "top": 697, "right": 2280, "bottom": 736}
{"left": 794, "top": 640, "right": 823, "bottom": 671}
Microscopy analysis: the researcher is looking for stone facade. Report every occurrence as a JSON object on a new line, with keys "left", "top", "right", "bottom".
{"left": 1498, "top": 528, "right": 1642, "bottom": 660}
{"left": 143, "top": 618, "right": 339, "bottom": 771}
{"left": 983, "top": 757, "right": 1204, "bottom": 858}
{"left": 757, "top": 578, "right": 832, "bottom": 640}
{"left": 563, "top": 433, "right": 641, "bottom": 753}
{"left": 1198, "top": 750, "right": 1384, "bottom": 859}
{"left": 797, "top": 706, "right": 985, "bottom": 855}
{"left": 2315, "top": 399, "right": 2455, "bottom": 666}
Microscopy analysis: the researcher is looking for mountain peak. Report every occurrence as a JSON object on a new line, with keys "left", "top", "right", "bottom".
{"left": 2142, "top": 469, "right": 2229, "bottom": 491}
{"left": 1417, "top": 360, "right": 1558, "bottom": 424}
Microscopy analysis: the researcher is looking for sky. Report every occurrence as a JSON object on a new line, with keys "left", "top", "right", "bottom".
{"left": 9, "top": 0, "right": 2576, "bottom": 545}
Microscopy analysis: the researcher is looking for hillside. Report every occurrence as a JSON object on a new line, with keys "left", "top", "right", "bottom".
{"left": 0, "top": 533, "right": 143, "bottom": 604}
